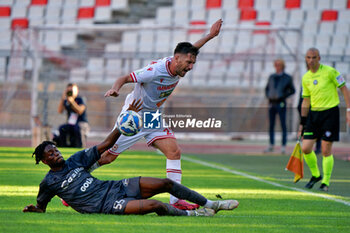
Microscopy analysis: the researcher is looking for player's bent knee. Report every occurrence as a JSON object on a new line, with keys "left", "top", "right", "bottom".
{"left": 165, "top": 148, "right": 181, "bottom": 160}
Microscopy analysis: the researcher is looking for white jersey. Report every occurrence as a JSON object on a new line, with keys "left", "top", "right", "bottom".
{"left": 121, "top": 56, "right": 180, "bottom": 113}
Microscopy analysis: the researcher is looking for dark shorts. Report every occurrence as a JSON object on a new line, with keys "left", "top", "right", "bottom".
{"left": 304, "top": 106, "right": 339, "bottom": 142}
{"left": 108, "top": 177, "right": 142, "bottom": 215}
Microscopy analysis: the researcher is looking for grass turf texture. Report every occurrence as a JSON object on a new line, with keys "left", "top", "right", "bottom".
{"left": 0, "top": 147, "right": 349, "bottom": 233}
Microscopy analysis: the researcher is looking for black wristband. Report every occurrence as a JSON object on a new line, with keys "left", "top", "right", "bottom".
{"left": 300, "top": 116, "right": 307, "bottom": 126}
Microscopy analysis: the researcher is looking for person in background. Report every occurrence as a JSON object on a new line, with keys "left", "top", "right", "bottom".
{"left": 264, "top": 59, "right": 295, "bottom": 154}
{"left": 54, "top": 83, "right": 89, "bottom": 148}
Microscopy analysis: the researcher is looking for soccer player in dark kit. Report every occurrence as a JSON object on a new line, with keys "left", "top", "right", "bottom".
{"left": 23, "top": 100, "right": 238, "bottom": 217}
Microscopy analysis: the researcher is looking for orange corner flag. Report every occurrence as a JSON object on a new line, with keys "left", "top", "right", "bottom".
{"left": 285, "top": 141, "right": 304, "bottom": 183}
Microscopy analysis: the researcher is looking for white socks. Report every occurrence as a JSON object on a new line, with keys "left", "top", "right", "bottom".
{"left": 166, "top": 159, "right": 182, "bottom": 204}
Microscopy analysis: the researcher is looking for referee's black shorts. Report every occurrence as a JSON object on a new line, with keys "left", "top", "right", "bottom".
{"left": 303, "top": 106, "right": 339, "bottom": 142}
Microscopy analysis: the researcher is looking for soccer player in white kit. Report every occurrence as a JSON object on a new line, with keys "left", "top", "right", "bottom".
{"left": 97, "top": 19, "right": 223, "bottom": 210}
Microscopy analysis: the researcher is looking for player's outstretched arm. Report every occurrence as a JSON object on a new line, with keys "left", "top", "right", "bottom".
{"left": 193, "top": 19, "right": 223, "bottom": 49}
{"left": 104, "top": 74, "right": 134, "bottom": 98}
{"left": 96, "top": 99, "right": 143, "bottom": 155}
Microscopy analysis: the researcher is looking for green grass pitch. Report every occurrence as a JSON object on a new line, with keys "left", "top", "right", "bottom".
{"left": 0, "top": 146, "right": 349, "bottom": 233}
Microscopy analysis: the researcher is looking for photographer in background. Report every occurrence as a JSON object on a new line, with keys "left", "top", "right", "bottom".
{"left": 54, "top": 83, "right": 89, "bottom": 148}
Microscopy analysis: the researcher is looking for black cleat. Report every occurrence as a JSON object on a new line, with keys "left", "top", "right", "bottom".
{"left": 319, "top": 183, "right": 329, "bottom": 192}
{"left": 305, "top": 176, "right": 322, "bottom": 189}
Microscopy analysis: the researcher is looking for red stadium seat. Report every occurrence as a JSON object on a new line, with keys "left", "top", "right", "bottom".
{"left": 240, "top": 9, "right": 257, "bottom": 20}
{"left": 321, "top": 10, "right": 338, "bottom": 21}
{"left": 254, "top": 21, "right": 271, "bottom": 34}
{"left": 348, "top": 0, "right": 350, "bottom": 8}
{"left": 11, "top": 18, "right": 29, "bottom": 29}
{"left": 238, "top": 0, "right": 254, "bottom": 9}
{"left": 95, "top": 0, "right": 111, "bottom": 6}
{"left": 77, "top": 7, "right": 95, "bottom": 19}
{"left": 206, "top": 0, "right": 222, "bottom": 8}
{"left": 31, "top": 0, "right": 48, "bottom": 5}
{"left": 285, "top": 0, "right": 300, "bottom": 9}
{"left": 188, "top": 20, "right": 206, "bottom": 34}
{"left": 0, "top": 7, "right": 11, "bottom": 17}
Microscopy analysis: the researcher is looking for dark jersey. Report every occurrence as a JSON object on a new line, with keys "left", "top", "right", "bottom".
{"left": 36, "top": 146, "right": 128, "bottom": 214}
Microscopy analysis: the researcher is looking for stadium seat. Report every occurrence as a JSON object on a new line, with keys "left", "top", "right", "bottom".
{"left": 238, "top": 0, "right": 254, "bottom": 9}
{"left": 1, "top": 0, "right": 14, "bottom": 5}
{"left": 288, "top": 9, "right": 304, "bottom": 26}
{"left": 206, "top": 0, "right": 222, "bottom": 8}
{"left": 155, "top": 30, "right": 171, "bottom": 53}
{"left": 138, "top": 30, "right": 154, "bottom": 53}
{"left": 334, "top": 22, "right": 350, "bottom": 35}
{"left": 31, "top": 0, "right": 47, "bottom": 5}
{"left": 87, "top": 58, "right": 104, "bottom": 82}
{"left": 173, "top": 0, "right": 190, "bottom": 9}
{"left": 338, "top": 10, "right": 350, "bottom": 22}
{"left": 218, "top": 31, "right": 236, "bottom": 53}
{"left": 70, "top": 68, "right": 87, "bottom": 82}
{"left": 305, "top": 9, "right": 320, "bottom": 22}
{"left": 348, "top": 0, "right": 350, "bottom": 8}
{"left": 316, "top": 0, "right": 331, "bottom": 10}
{"left": 14, "top": 0, "right": 31, "bottom": 6}
{"left": 335, "top": 62, "right": 350, "bottom": 74}
{"left": 62, "top": 6, "right": 78, "bottom": 24}
{"left": 173, "top": 8, "right": 189, "bottom": 26}
{"left": 270, "top": 0, "right": 284, "bottom": 10}
{"left": 191, "top": 9, "right": 206, "bottom": 21}
{"left": 223, "top": 8, "right": 240, "bottom": 24}
{"left": 80, "top": 0, "right": 95, "bottom": 7}
{"left": 318, "top": 21, "right": 335, "bottom": 34}
{"left": 257, "top": 9, "right": 272, "bottom": 21}
{"left": 28, "top": 5, "right": 45, "bottom": 20}
{"left": 156, "top": 7, "right": 173, "bottom": 25}
{"left": 272, "top": 9, "right": 288, "bottom": 25}
{"left": 95, "top": 7, "right": 111, "bottom": 21}
{"left": 77, "top": 7, "right": 95, "bottom": 19}
{"left": 11, "top": 18, "right": 29, "bottom": 29}
{"left": 95, "top": 0, "right": 111, "bottom": 6}
{"left": 331, "top": 0, "right": 347, "bottom": 9}
{"left": 111, "top": 0, "right": 128, "bottom": 10}
{"left": 121, "top": 31, "right": 138, "bottom": 52}
{"left": 222, "top": 0, "right": 238, "bottom": 9}
{"left": 60, "top": 31, "right": 77, "bottom": 46}
{"left": 207, "top": 9, "right": 223, "bottom": 23}
{"left": 255, "top": 0, "right": 269, "bottom": 10}
{"left": 302, "top": 34, "right": 315, "bottom": 50}
{"left": 191, "top": 0, "right": 206, "bottom": 9}
{"left": 0, "top": 7, "right": 11, "bottom": 17}
{"left": 45, "top": 5, "right": 61, "bottom": 24}
{"left": 321, "top": 10, "right": 338, "bottom": 21}
{"left": 0, "top": 18, "right": 11, "bottom": 29}
{"left": 285, "top": 0, "right": 300, "bottom": 9}
{"left": 240, "top": 9, "right": 257, "bottom": 20}
{"left": 301, "top": 0, "right": 316, "bottom": 9}
{"left": 0, "top": 29, "right": 11, "bottom": 50}
{"left": 11, "top": 5, "right": 27, "bottom": 18}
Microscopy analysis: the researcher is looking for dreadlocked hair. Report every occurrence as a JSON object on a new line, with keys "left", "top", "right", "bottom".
{"left": 32, "top": 141, "right": 56, "bottom": 164}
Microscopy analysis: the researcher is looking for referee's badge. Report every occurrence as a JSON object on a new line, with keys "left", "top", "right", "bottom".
{"left": 313, "top": 80, "right": 318, "bottom": 85}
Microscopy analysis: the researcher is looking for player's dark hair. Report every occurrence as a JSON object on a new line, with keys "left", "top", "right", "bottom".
{"left": 174, "top": 42, "right": 199, "bottom": 56}
{"left": 32, "top": 141, "right": 56, "bottom": 164}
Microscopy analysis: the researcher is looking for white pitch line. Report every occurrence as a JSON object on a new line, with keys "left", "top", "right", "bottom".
{"left": 183, "top": 156, "right": 350, "bottom": 207}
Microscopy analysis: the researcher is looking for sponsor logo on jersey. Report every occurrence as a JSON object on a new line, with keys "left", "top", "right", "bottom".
{"left": 157, "top": 81, "right": 178, "bottom": 91}
{"left": 325, "top": 131, "right": 332, "bottom": 137}
{"left": 80, "top": 177, "right": 94, "bottom": 192}
{"left": 61, "top": 167, "right": 84, "bottom": 190}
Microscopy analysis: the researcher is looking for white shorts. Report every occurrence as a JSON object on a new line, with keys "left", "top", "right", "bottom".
{"left": 108, "top": 126, "right": 176, "bottom": 156}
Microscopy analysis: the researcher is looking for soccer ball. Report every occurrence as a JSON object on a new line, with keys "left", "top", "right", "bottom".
{"left": 117, "top": 110, "right": 143, "bottom": 136}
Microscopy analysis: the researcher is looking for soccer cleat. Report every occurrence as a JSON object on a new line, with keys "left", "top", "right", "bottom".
{"left": 171, "top": 200, "right": 200, "bottom": 210}
{"left": 211, "top": 200, "right": 239, "bottom": 213}
{"left": 188, "top": 208, "right": 215, "bottom": 217}
{"left": 61, "top": 198, "right": 70, "bottom": 207}
{"left": 319, "top": 183, "right": 329, "bottom": 192}
{"left": 305, "top": 176, "right": 322, "bottom": 189}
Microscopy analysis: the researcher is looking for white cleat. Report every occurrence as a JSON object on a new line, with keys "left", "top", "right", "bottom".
{"left": 188, "top": 208, "right": 215, "bottom": 217}
{"left": 212, "top": 200, "right": 239, "bottom": 213}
